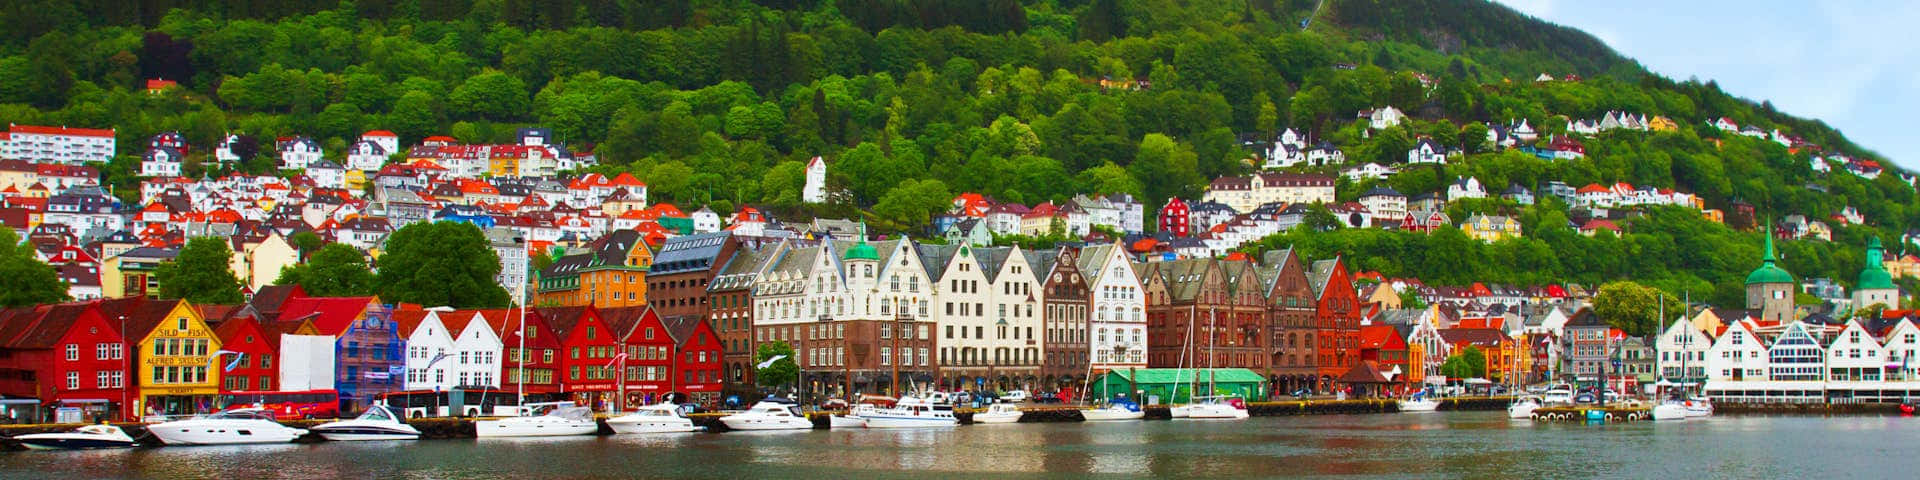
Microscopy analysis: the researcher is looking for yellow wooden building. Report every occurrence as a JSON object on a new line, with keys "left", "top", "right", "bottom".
{"left": 132, "top": 300, "right": 224, "bottom": 417}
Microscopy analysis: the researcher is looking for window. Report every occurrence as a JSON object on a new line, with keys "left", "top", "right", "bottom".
{"left": 67, "top": 371, "right": 78, "bottom": 390}
{"left": 65, "top": 344, "right": 78, "bottom": 361}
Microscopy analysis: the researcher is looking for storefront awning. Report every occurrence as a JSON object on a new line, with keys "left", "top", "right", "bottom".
{"left": 0, "top": 399, "right": 42, "bottom": 405}
{"left": 58, "top": 399, "right": 112, "bottom": 404}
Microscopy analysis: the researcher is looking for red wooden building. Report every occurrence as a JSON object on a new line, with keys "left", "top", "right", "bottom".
{"left": 535, "top": 307, "right": 621, "bottom": 410}
{"left": 0, "top": 301, "right": 134, "bottom": 422}
{"left": 664, "top": 314, "right": 724, "bottom": 405}
{"left": 212, "top": 313, "right": 279, "bottom": 393}
{"left": 1309, "top": 257, "right": 1363, "bottom": 392}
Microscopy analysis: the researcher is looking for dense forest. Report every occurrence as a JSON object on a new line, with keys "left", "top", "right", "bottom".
{"left": 0, "top": 0, "right": 1911, "bottom": 306}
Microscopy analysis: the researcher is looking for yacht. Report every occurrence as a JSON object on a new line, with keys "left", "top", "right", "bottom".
{"left": 862, "top": 394, "right": 958, "bottom": 428}
{"left": 972, "top": 403, "right": 1023, "bottom": 424}
{"left": 1684, "top": 396, "right": 1713, "bottom": 418}
{"left": 13, "top": 425, "right": 138, "bottom": 450}
{"left": 310, "top": 405, "right": 421, "bottom": 441}
{"left": 719, "top": 398, "right": 813, "bottom": 431}
{"left": 606, "top": 403, "right": 703, "bottom": 434}
{"left": 1542, "top": 387, "right": 1574, "bottom": 405}
{"left": 1507, "top": 396, "right": 1542, "bottom": 419}
{"left": 147, "top": 408, "right": 309, "bottom": 446}
{"left": 1185, "top": 396, "right": 1250, "bottom": 420}
{"left": 1079, "top": 400, "right": 1144, "bottom": 422}
{"left": 475, "top": 402, "right": 600, "bottom": 438}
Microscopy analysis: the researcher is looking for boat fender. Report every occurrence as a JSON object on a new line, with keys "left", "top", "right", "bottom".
{"left": 1604, "top": 413, "right": 1615, "bottom": 421}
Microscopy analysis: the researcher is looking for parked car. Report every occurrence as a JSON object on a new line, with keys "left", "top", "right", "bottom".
{"left": 1543, "top": 388, "right": 1573, "bottom": 404}
{"left": 1000, "top": 390, "right": 1029, "bottom": 403}
{"left": 1573, "top": 393, "right": 1598, "bottom": 404}
{"left": 1032, "top": 393, "right": 1063, "bottom": 404}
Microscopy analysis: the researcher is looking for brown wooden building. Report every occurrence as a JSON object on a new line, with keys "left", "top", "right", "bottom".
{"left": 1140, "top": 258, "right": 1267, "bottom": 373}
{"left": 1038, "top": 247, "right": 1090, "bottom": 391}
{"left": 1260, "top": 248, "right": 1319, "bottom": 394}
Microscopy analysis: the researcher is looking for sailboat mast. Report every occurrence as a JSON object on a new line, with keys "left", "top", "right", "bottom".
{"left": 1208, "top": 306, "right": 1217, "bottom": 394}
{"left": 518, "top": 233, "right": 530, "bottom": 406}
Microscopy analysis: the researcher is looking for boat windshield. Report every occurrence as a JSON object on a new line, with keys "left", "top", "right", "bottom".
{"left": 208, "top": 409, "right": 275, "bottom": 420}
{"left": 360, "top": 406, "right": 396, "bottom": 422}
{"left": 547, "top": 406, "right": 594, "bottom": 421}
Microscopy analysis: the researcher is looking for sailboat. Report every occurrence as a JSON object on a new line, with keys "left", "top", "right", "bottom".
{"left": 1185, "top": 308, "right": 1248, "bottom": 420}
{"left": 1078, "top": 344, "right": 1143, "bottom": 422}
{"left": 1169, "top": 306, "right": 1197, "bottom": 418}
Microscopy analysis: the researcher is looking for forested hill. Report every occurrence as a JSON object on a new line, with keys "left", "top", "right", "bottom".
{"left": 0, "top": 1, "right": 1906, "bottom": 248}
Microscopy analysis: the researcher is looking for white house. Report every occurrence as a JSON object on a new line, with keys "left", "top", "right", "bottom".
{"left": 1407, "top": 138, "right": 1445, "bottom": 165}
{"left": 1446, "top": 177, "right": 1487, "bottom": 201}
{"left": 140, "top": 147, "right": 183, "bottom": 177}
{"left": 1655, "top": 318, "right": 1711, "bottom": 382}
{"left": 1825, "top": 321, "right": 1886, "bottom": 390}
{"left": 1358, "top": 186, "right": 1407, "bottom": 223}
{"left": 0, "top": 125, "right": 116, "bottom": 164}
{"left": 691, "top": 206, "right": 721, "bottom": 233}
{"left": 215, "top": 134, "right": 243, "bottom": 164}
{"left": 307, "top": 160, "right": 347, "bottom": 189}
{"left": 1078, "top": 243, "right": 1147, "bottom": 370}
{"left": 1366, "top": 106, "right": 1406, "bottom": 130}
{"left": 277, "top": 136, "right": 323, "bottom": 170}
{"left": 361, "top": 130, "right": 400, "bottom": 156}
{"left": 1342, "top": 163, "right": 1396, "bottom": 182}
{"left": 1305, "top": 141, "right": 1345, "bottom": 165}
{"left": 346, "top": 140, "right": 389, "bottom": 172}
{"left": 402, "top": 310, "right": 504, "bottom": 409}
{"left": 926, "top": 245, "right": 1044, "bottom": 382}
{"left": 803, "top": 156, "right": 828, "bottom": 203}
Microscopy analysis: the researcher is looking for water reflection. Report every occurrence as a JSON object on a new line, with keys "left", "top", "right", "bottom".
{"left": 3, "top": 414, "right": 1919, "bottom": 479}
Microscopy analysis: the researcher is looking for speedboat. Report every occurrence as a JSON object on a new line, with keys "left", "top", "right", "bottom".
{"left": 862, "top": 395, "right": 957, "bottom": 428}
{"left": 718, "top": 398, "right": 813, "bottom": 431}
{"left": 972, "top": 403, "right": 1023, "bottom": 424}
{"left": 829, "top": 404, "right": 879, "bottom": 429}
{"left": 310, "top": 405, "right": 421, "bottom": 441}
{"left": 1185, "top": 396, "right": 1249, "bottom": 420}
{"left": 13, "top": 425, "right": 138, "bottom": 450}
{"left": 606, "top": 403, "right": 703, "bottom": 434}
{"left": 1507, "top": 396, "right": 1541, "bottom": 419}
{"left": 475, "top": 402, "right": 600, "bottom": 438}
{"left": 147, "top": 408, "right": 308, "bottom": 446}
{"left": 1542, "top": 388, "right": 1574, "bottom": 405}
{"left": 1079, "top": 400, "right": 1144, "bottom": 421}
{"left": 1652, "top": 400, "right": 1690, "bottom": 421}
{"left": 1684, "top": 396, "right": 1713, "bottom": 418}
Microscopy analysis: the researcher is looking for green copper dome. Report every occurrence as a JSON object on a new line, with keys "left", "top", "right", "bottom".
{"left": 844, "top": 223, "right": 879, "bottom": 261}
{"left": 1746, "top": 233, "right": 1795, "bottom": 285}
{"left": 1858, "top": 237, "right": 1896, "bottom": 290}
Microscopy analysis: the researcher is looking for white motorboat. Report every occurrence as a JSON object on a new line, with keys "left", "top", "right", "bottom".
{"left": 1542, "top": 388, "right": 1574, "bottom": 405}
{"left": 862, "top": 395, "right": 957, "bottom": 428}
{"left": 475, "top": 402, "right": 600, "bottom": 438}
{"left": 13, "top": 425, "right": 138, "bottom": 450}
{"left": 1652, "top": 401, "right": 1690, "bottom": 421}
{"left": 1079, "top": 402, "right": 1144, "bottom": 422}
{"left": 829, "top": 404, "right": 879, "bottom": 429}
{"left": 606, "top": 403, "right": 703, "bottom": 434}
{"left": 718, "top": 398, "right": 813, "bottom": 431}
{"left": 1168, "top": 404, "right": 1193, "bottom": 418}
{"left": 1185, "top": 396, "right": 1249, "bottom": 420}
{"left": 1507, "top": 397, "right": 1541, "bottom": 419}
{"left": 972, "top": 403, "right": 1023, "bottom": 424}
{"left": 147, "top": 408, "right": 308, "bottom": 446}
{"left": 1684, "top": 397, "right": 1713, "bottom": 418}
{"left": 1399, "top": 393, "right": 1440, "bottom": 412}
{"left": 311, "top": 405, "right": 422, "bottom": 441}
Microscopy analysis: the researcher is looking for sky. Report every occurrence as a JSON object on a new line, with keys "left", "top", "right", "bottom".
{"left": 1491, "top": 0, "right": 1920, "bottom": 170}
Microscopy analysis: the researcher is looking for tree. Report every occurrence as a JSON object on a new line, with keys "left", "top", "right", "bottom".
{"left": 1439, "top": 346, "right": 1488, "bottom": 379}
{"left": 448, "top": 70, "right": 530, "bottom": 121}
{"left": 275, "top": 243, "right": 375, "bottom": 297}
{"left": 375, "top": 221, "right": 511, "bottom": 308}
{"left": 155, "top": 237, "right": 244, "bottom": 305}
{"left": 1305, "top": 204, "right": 1342, "bottom": 231}
{"left": 1398, "top": 289, "right": 1427, "bottom": 310}
{"left": 873, "top": 179, "right": 951, "bottom": 229}
{"left": 1592, "top": 280, "right": 1674, "bottom": 337}
{"left": 0, "top": 227, "right": 68, "bottom": 307}
{"left": 290, "top": 231, "right": 324, "bottom": 261}
{"left": 755, "top": 341, "right": 799, "bottom": 390}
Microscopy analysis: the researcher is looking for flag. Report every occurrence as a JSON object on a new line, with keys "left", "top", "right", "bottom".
{"left": 223, "top": 354, "right": 246, "bottom": 372}
{"left": 603, "top": 352, "right": 628, "bottom": 370}
{"left": 423, "top": 352, "right": 453, "bottom": 370}
{"left": 756, "top": 354, "right": 788, "bottom": 370}
{"left": 207, "top": 350, "right": 241, "bottom": 370}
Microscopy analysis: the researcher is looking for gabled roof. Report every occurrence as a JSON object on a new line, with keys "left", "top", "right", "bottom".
{"left": 275, "top": 297, "right": 377, "bottom": 336}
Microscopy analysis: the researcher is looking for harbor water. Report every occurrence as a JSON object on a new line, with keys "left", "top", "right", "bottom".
{"left": 3, "top": 412, "right": 1915, "bottom": 479}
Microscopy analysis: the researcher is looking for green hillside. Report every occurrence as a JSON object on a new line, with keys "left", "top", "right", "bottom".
{"left": 0, "top": 0, "right": 1911, "bottom": 306}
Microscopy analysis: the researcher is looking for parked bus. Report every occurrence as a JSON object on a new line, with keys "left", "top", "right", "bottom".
{"left": 376, "top": 389, "right": 526, "bottom": 418}
{"left": 218, "top": 389, "right": 341, "bottom": 420}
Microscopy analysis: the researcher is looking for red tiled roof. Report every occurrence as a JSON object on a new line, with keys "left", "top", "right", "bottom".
{"left": 275, "top": 297, "right": 377, "bottom": 336}
{"left": 9, "top": 125, "right": 114, "bottom": 138}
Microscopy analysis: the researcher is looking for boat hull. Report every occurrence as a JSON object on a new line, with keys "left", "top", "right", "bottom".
{"left": 1169, "top": 405, "right": 1192, "bottom": 418}
{"left": 607, "top": 419, "right": 702, "bottom": 434}
{"left": 972, "top": 412, "right": 1022, "bottom": 424}
{"left": 1652, "top": 404, "right": 1690, "bottom": 421}
{"left": 1398, "top": 400, "right": 1439, "bottom": 412}
{"left": 863, "top": 416, "right": 957, "bottom": 428}
{"left": 1079, "top": 409, "right": 1144, "bottom": 421}
{"left": 1507, "top": 404, "right": 1538, "bottom": 419}
{"left": 474, "top": 421, "right": 599, "bottom": 438}
{"left": 148, "top": 425, "right": 307, "bottom": 446}
{"left": 15, "top": 436, "right": 136, "bottom": 450}
{"left": 718, "top": 417, "right": 813, "bottom": 431}
{"left": 310, "top": 425, "right": 422, "bottom": 441}
{"left": 828, "top": 415, "right": 867, "bottom": 429}
{"left": 1185, "top": 404, "right": 1249, "bottom": 419}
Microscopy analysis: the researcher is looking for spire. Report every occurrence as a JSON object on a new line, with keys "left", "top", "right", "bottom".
{"left": 1762, "top": 221, "right": 1777, "bottom": 262}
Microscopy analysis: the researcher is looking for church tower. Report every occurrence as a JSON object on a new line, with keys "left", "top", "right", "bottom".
{"left": 1745, "top": 231, "right": 1797, "bottom": 322}
{"left": 1854, "top": 236, "right": 1901, "bottom": 310}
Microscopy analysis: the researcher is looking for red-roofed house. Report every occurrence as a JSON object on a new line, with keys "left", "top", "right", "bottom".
{"left": 0, "top": 302, "right": 131, "bottom": 421}
{"left": 3, "top": 125, "right": 116, "bottom": 164}
{"left": 534, "top": 306, "right": 622, "bottom": 410}
{"left": 1358, "top": 324, "right": 1411, "bottom": 393}
{"left": 213, "top": 312, "right": 280, "bottom": 395}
